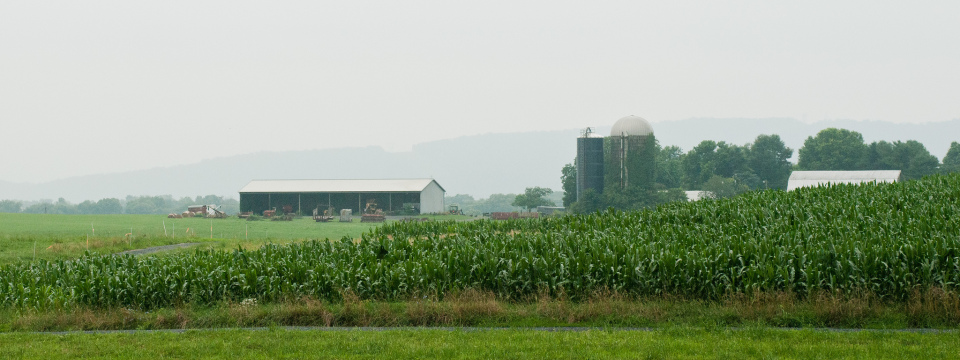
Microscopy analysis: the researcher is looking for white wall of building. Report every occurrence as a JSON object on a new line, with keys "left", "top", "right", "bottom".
{"left": 787, "top": 170, "right": 901, "bottom": 191}
{"left": 419, "top": 181, "right": 445, "bottom": 214}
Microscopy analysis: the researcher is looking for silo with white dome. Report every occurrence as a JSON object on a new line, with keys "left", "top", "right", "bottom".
{"left": 607, "top": 116, "right": 657, "bottom": 192}
{"left": 575, "top": 115, "right": 658, "bottom": 202}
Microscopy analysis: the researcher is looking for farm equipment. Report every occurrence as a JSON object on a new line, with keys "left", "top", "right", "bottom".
{"left": 183, "top": 205, "right": 227, "bottom": 218}
{"left": 448, "top": 204, "right": 464, "bottom": 215}
{"left": 361, "top": 198, "right": 385, "bottom": 223}
{"left": 313, "top": 207, "right": 334, "bottom": 222}
{"left": 207, "top": 206, "right": 227, "bottom": 218}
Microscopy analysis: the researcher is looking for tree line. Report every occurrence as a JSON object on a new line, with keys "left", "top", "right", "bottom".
{"left": 797, "top": 128, "right": 959, "bottom": 179}
{"left": 445, "top": 190, "right": 564, "bottom": 215}
{"left": 0, "top": 195, "right": 240, "bottom": 215}
{"left": 562, "top": 128, "right": 960, "bottom": 212}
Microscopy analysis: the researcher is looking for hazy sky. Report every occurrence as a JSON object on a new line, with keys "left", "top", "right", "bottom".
{"left": 2, "top": 1, "right": 958, "bottom": 183}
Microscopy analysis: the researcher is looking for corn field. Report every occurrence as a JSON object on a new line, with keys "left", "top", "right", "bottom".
{"left": 2, "top": 174, "right": 960, "bottom": 309}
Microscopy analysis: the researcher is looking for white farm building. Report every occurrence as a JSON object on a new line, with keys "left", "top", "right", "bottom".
{"left": 684, "top": 191, "right": 714, "bottom": 201}
{"left": 239, "top": 179, "right": 445, "bottom": 215}
{"left": 787, "top": 171, "right": 901, "bottom": 191}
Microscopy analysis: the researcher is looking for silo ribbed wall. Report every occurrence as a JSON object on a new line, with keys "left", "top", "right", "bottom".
{"left": 576, "top": 137, "right": 605, "bottom": 200}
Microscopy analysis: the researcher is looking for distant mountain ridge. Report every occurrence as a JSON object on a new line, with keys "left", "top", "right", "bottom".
{"left": 2, "top": 118, "right": 958, "bottom": 202}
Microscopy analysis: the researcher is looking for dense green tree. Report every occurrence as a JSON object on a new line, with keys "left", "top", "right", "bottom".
{"left": 862, "top": 141, "right": 891, "bottom": 170}
{"left": 219, "top": 198, "right": 240, "bottom": 215}
{"left": 124, "top": 201, "right": 157, "bottom": 214}
{"left": 733, "top": 171, "right": 763, "bottom": 191}
{"left": 560, "top": 163, "right": 577, "bottom": 208}
{"left": 701, "top": 175, "right": 748, "bottom": 199}
{"left": 602, "top": 185, "right": 637, "bottom": 210}
{"left": 897, "top": 141, "right": 940, "bottom": 179}
{"left": 681, "top": 140, "right": 750, "bottom": 189}
{"left": 77, "top": 200, "right": 98, "bottom": 214}
{"left": 570, "top": 188, "right": 604, "bottom": 214}
{"left": 748, "top": 134, "right": 793, "bottom": 189}
{"left": 3, "top": 195, "right": 234, "bottom": 215}
{"left": 48, "top": 198, "right": 78, "bottom": 214}
{"left": 797, "top": 128, "right": 868, "bottom": 170}
{"left": 863, "top": 140, "right": 939, "bottom": 180}
{"left": 22, "top": 202, "right": 52, "bottom": 214}
{"left": 446, "top": 193, "right": 523, "bottom": 215}
{"left": 656, "top": 145, "right": 684, "bottom": 189}
{"left": 682, "top": 140, "right": 718, "bottom": 189}
{"left": 649, "top": 187, "right": 688, "bottom": 206}
{"left": 125, "top": 196, "right": 164, "bottom": 214}
{"left": 445, "top": 194, "right": 476, "bottom": 206}
{"left": 0, "top": 200, "right": 21, "bottom": 213}
{"left": 943, "top": 142, "right": 960, "bottom": 174}
{"left": 940, "top": 141, "right": 960, "bottom": 174}
{"left": 713, "top": 142, "right": 750, "bottom": 178}
{"left": 473, "top": 193, "right": 519, "bottom": 214}
{"left": 512, "top": 187, "right": 555, "bottom": 212}
{"left": 195, "top": 195, "right": 224, "bottom": 205}
{"left": 96, "top": 198, "right": 123, "bottom": 214}
{"left": 72, "top": 198, "right": 124, "bottom": 214}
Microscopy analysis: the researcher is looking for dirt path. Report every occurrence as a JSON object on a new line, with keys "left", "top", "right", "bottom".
{"left": 115, "top": 243, "right": 202, "bottom": 256}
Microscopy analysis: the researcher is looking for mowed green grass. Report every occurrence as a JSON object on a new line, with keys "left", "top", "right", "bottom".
{"left": 2, "top": 328, "right": 956, "bottom": 359}
{"left": 0, "top": 213, "right": 381, "bottom": 240}
{"left": 0, "top": 213, "right": 381, "bottom": 264}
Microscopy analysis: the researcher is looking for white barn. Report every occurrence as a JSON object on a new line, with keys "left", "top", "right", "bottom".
{"left": 239, "top": 179, "right": 445, "bottom": 215}
{"left": 684, "top": 190, "right": 714, "bottom": 201}
{"left": 787, "top": 171, "right": 901, "bottom": 191}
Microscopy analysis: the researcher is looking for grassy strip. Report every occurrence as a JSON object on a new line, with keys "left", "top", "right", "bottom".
{"left": 2, "top": 327, "right": 958, "bottom": 359}
{"left": 4, "top": 290, "right": 958, "bottom": 332}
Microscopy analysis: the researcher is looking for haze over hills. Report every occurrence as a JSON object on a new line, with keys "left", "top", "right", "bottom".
{"left": 3, "top": 118, "right": 958, "bottom": 202}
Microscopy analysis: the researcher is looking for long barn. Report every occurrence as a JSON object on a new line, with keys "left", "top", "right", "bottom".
{"left": 238, "top": 179, "right": 445, "bottom": 215}
{"left": 787, "top": 170, "right": 901, "bottom": 191}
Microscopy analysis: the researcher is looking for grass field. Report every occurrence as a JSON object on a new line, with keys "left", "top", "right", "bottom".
{"left": 0, "top": 213, "right": 390, "bottom": 264}
{"left": 0, "top": 213, "right": 477, "bottom": 264}
{"left": 2, "top": 327, "right": 957, "bottom": 359}
{"left": 0, "top": 213, "right": 384, "bottom": 239}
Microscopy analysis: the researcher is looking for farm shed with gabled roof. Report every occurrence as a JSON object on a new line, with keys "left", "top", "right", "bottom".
{"left": 238, "top": 178, "right": 445, "bottom": 215}
{"left": 787, "top": 170, "right": 901, "bottom": 191}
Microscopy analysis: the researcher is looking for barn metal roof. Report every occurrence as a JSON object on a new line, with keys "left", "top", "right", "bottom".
{"left": 239, "top": 179, "right": 444, "bottom": 193}
{"left": 787, "top": 170, "right": 901, "bottom": 191}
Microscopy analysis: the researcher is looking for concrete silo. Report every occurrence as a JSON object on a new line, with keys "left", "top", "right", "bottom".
{"left": 607, "top": 115, "right": 656, "bottom": 191}
{"left": 576, "top": 128, "right": 605, "bottom": 201}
